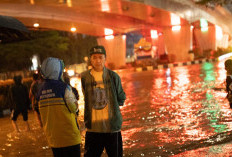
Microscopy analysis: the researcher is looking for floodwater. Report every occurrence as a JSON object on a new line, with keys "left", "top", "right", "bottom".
{"left": 1, "top": 60, "right": 232, "bottom": 157}
{"left": 119, "top": 61, "right": 232, "bottom": 156}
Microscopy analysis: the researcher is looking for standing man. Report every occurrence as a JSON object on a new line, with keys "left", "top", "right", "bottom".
{"left": 81, "top": 45, "right": 126, "bottom": 157}
{"left": 37, "top": 57, "right": 81, "bottom": 157}
{"left": 10, "top": 75, "right": 30, "bottom": 132}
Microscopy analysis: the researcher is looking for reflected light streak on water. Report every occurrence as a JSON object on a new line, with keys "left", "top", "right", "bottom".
{"left": 2, "top": 62, "right": 232, "bottom": 156}
{"left": 117, "top": 61, "right": 232, "bottom": 156}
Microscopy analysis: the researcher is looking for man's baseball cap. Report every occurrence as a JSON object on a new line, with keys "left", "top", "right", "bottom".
{"left": 89, "top": 45, "right": 106, "bottom": 56}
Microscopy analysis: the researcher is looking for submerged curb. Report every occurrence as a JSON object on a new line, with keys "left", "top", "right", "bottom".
{"left": 134, "top": 58, "right": 218, "bottom": 72}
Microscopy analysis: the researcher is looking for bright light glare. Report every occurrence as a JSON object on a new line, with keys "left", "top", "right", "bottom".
{"left": 216, "top": 25, "right": 223, "bottom": 40}
{"left": 70, "top": 79, "right": 76, "bottom": 87}
{"left": 104, "top": 28, "right": 114, "bottom": 39}
{"left": 105, "top": 35, "right": 114, "bottom": 40}
{"left": 104, "top": 28, "right": 113, "bottom": 36}
{"left": 151, "top": 30, "right": 158, "bottom": 39}
{"left": 166, "top": 68, "right": 171, "bottom": 76}
{"left": 171, "top": 13, "right": 180, "bottom": 25}
{"left": 67, "top": 0, "right": 72, "bottom": 7}
{"left": 33, "top": 23, "right": 39, "bottom": 28}
{"left": 201, "top": 27, "right": 208, "bottom": 32}
{"left": 101, "top": 0, "right": 110, "bottom": 12}
{"left": 31, "top": 55, "right": 39, "bottom": 70}
{"left": 200, "top": 19, "right": 208, "bottom": 32}
{"left": 30, "top": 0, "right": 34, "bottom": 5}
{"left": 67, "top": 70, "right": 75, "bottom": 76}
{"left": 71, "top": 27, "right": 77, "bottom": 32}
{"left": 170, "top": 13, "right": 181, "bottom": 32}
{"left": 155, "top": 78, "right": 163, "bottom": 89}
{"left": 185, "top": 10, "right": 192, "bottom": 18}
{"left": 200, "top": 19, "right": 208, "bottom": 28}
{"left": 172, "top": 26, "right": 181, "bottom": 31}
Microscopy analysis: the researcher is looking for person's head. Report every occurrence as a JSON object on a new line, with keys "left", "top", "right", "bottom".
{"left": 32, "top": 73, "right": 39, "bottom": 81}
{"left": 89, "top": 45, "right": 106, "bottom": 72}
{"left": 40, "top": 57, "right": 64, "bottom": 80}
{"left": 225, "top": 59, "right": 232, "bottom": 74}
{"left": 13, "top": 75, "right": 22, "bottom": 85}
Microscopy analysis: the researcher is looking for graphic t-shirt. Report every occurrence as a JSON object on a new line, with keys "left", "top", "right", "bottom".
{"left": 88, "top": 69, "right": 111, "bottom": 132}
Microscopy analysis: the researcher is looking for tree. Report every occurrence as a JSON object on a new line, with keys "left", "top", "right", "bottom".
{"left": 68, "top": 33, "right": 97, "bottom": 64}
{"left": 0, "top": 31, "right": 69, "bottom": 72}
{"left": 0, "top": 31, "right": 97, "bottom": 72}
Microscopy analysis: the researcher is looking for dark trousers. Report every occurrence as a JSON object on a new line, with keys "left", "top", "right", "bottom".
{"left": 11, "top": 109, "right": 28, "bottom": 121}
{"left": 84, "top": 131, "right": 123, "bottom": 157}
{"left": 52, "top": 144, "right": 80, "bottom": 157}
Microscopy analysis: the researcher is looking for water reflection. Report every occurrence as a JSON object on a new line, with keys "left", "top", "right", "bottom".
{"left": 1, "top": 61, "right": 232, "bottom": 156}
{"left": 120, "top": 61, "right": 232, "bottom": 156}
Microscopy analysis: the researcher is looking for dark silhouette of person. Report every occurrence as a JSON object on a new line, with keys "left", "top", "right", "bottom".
{"left": 10, "top": 75, "right": 30, "bottom": 132}
{"left": 29, "top": 73, "right": 43, "bottom": 128}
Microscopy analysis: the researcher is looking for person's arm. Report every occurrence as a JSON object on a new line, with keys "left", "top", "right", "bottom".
{"left": 115, "top": 74, "right": 126, "bottom": 106}
{"left": 29, "top": 83, "right": 34, "bottom": 100}
{"left": 64, "top": 86, "right": 78, "bottom": 114}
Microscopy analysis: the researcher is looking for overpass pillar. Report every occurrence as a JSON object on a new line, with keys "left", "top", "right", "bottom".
{"left": 193, "top": 24, "right": 216, "bottom": 53}
{"left": 163, "top": 24, "right": 192, "bottom": 63}
{"left": 97, "top": 35, "right": 126, "bottom": 69}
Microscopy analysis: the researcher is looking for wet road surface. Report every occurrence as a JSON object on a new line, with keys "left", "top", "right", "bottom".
{"left": 119, "top": 61, "right": 232, "bottom": 156}
{"left": 1, "top": 60, "right": 232, "bottom": 157}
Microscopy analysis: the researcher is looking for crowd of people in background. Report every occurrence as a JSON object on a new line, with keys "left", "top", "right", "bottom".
{"left": 8, "top": 45, "right": 126, "bottom": 157}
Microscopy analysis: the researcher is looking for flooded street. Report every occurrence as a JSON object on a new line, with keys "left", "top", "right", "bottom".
{"left": 119, "top": 60, "right": 232, "bottom": 156}
{"left": 1, "top": 60, "right": 232, "bottom": 157}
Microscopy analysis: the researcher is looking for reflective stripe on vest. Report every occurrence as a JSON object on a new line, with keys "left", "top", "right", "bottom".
{"left": 39, "top": 97, "right": 65, "bottom": 108}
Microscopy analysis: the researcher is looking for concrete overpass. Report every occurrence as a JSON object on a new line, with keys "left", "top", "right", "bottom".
{"left": 0, "top": 0, "right": 231, "bottom": 68}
